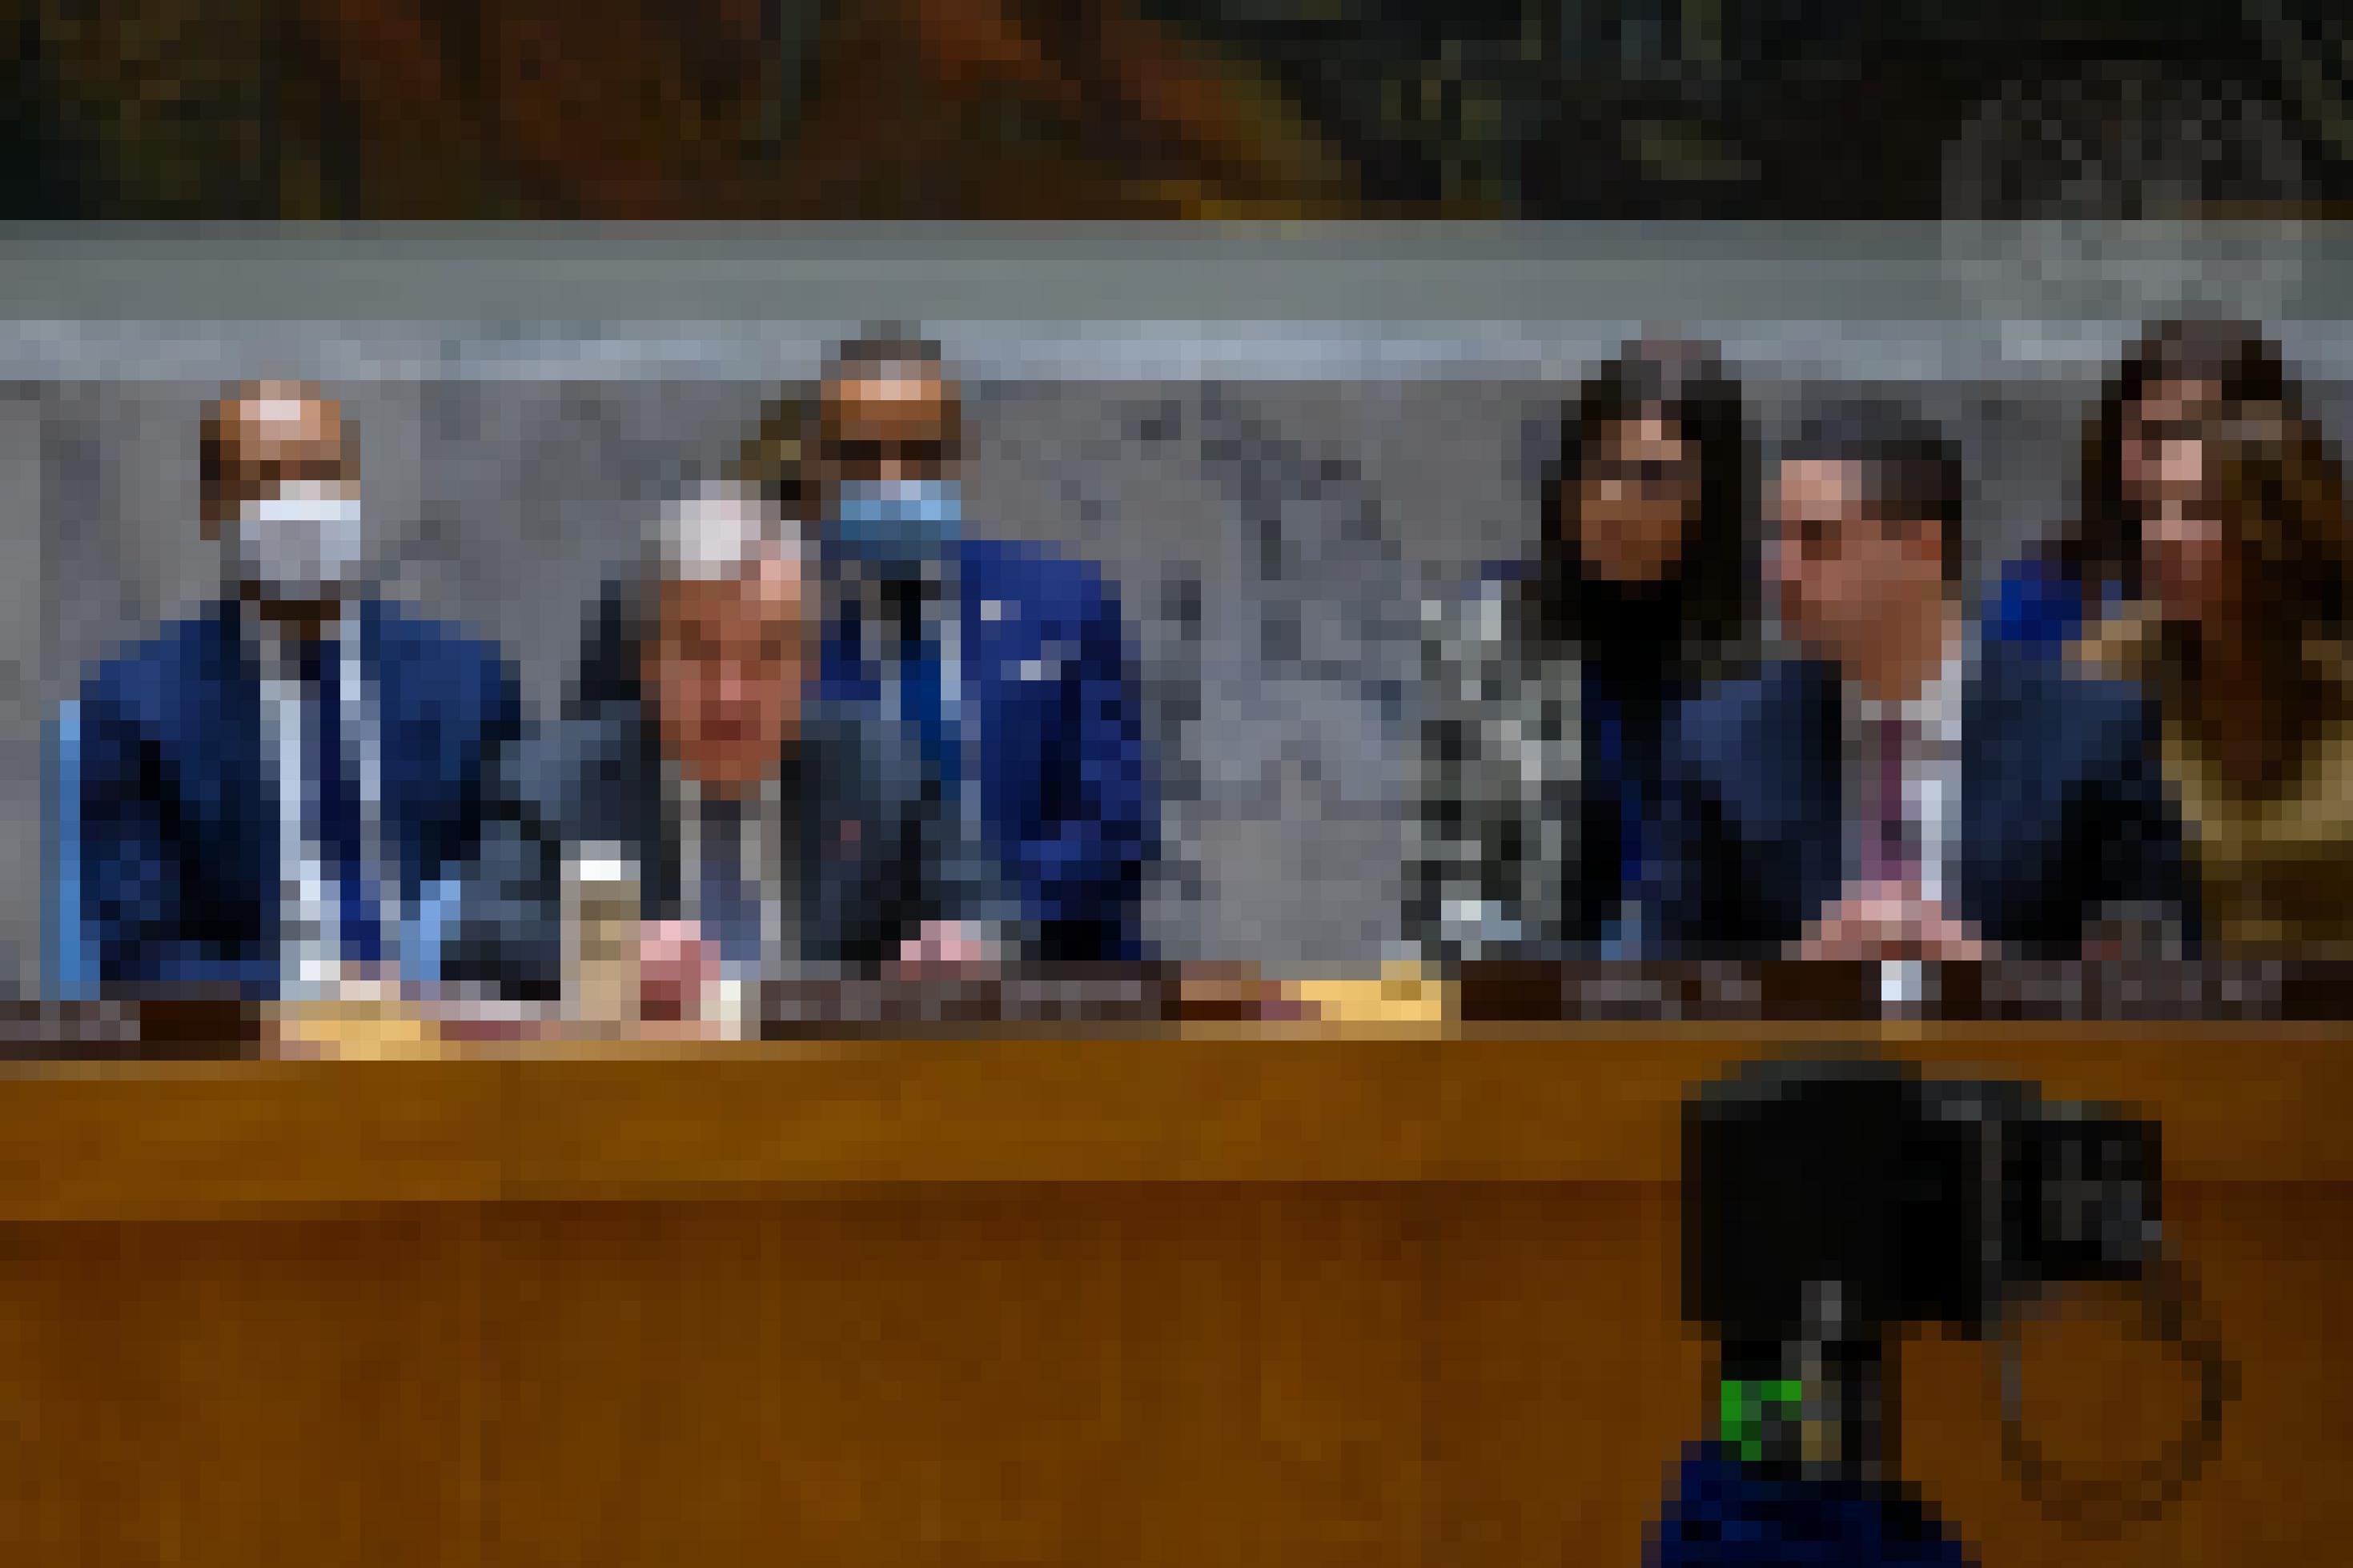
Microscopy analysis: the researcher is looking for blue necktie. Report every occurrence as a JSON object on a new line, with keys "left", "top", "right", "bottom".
{"left": 697, "top": 794, "right": 764, "bottom": 966}
{"left": 301, "top": 640, "right": 382, "bottom": 966}
{"left": 897, "top": 612, "right": 960, "bottom": 796}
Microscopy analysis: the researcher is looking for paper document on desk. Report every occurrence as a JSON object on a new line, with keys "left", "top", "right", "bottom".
{"left": 1281, "top": 962, "right": 1451, "bottom": 1025}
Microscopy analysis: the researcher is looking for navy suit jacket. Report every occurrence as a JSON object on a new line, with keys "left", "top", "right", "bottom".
{"left": 1648, "top": 639, "right": 2198, "bottom": 958}
{"left": 818, "top": 535, "right": 1157, "bottom": 960}
{"left": 74, "top": 595, "right": 522, "bottom": 995}
{"left": 438, "top": 699, "right": 983, "bottom": 1001}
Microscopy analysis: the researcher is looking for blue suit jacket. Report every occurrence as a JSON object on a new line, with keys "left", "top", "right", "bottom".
{"left": 818, "top": 535, "right": 1157, "bottom": 960}
{"left": 70, "top": 596, "right": 523, "bottom": 996}
{"left": 1648, "top": 639, "right": 2198, "bottom": 958}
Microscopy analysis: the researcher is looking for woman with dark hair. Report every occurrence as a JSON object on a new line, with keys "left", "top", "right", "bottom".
{"left": 2076, "top": 403, "right": 2353, "bottom": 954}
{"left": 1987, "top": 315, "right": 2301, "bottom": 652}
{"left": 1408, "top": 336, "right": 1759, "bottom": 960}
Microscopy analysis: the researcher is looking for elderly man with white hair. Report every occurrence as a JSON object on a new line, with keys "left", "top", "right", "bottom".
{"left": 439, "top": 468, "right": 986, "bottom": 1013}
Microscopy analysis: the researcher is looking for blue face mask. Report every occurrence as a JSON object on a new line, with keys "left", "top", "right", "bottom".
{"left": 829, "top": 478, "right": 962, "bottom": 567}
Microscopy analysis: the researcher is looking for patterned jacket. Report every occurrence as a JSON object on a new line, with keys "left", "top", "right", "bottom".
{"left": 1404, "top": 571, "right": 1585, "bottom": 962}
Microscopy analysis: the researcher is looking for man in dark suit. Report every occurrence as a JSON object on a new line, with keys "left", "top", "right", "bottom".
{"left": 440, "top": 478, "right": 984, "bottom": 1008}
{"left": 67, "top": 381, "right": 524, "bottom": 998}
{"left": 1648, "top": 398, "right": 2197, "bottom": 960}
{"left": 809, "top": 328, "right": 1157, "bottom": 962}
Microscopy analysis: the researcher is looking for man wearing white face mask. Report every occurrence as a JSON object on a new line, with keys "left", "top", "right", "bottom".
{"left": 68, "top": 380, "right": 524, "bottom": 999}
{"left": 810, "top": 329, "right": 1158, "bottom": 964}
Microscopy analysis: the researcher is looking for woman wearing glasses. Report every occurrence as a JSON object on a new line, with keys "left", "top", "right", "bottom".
{"left": 1408, "top": 336, "right": 1761, "bottom": 961}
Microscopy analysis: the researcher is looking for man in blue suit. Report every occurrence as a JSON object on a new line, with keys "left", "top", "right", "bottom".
{"left": 68, "top": 380, "right": 524, "bottom": 998}
{"left": 805, "top": 330, "right": 1157, "bottom": 962}
{"left": 1649, "top": 399, "right": 2197, "bottom": 960}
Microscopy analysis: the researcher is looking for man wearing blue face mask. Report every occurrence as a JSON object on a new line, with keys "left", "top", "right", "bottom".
{"left": 809, "top": 330, "right": 1158, "bottom": 963}
{"left": 59, "top": 380, "right": 524, "bottom": 1000}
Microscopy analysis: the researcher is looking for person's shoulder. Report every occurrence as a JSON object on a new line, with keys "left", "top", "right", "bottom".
{"left": 796, "top": 699, "right": 877, "bottom": 764}
{"left": 959, "top": 533, "right": 1110, "bottom": 604}
{"left": 1668, "top": 658, "right": 1831, "bottom": 776}
{"left": 365, "top": 596, "right": 514, "bottom": 688}
{"left": 1419, "top": 562, "right": 1530, "bottom": 661}
{"left": 539, "top": 706, "right": 640, "bottom": 772}
{"left": 797, "top": 699, "right": 927, "bottom": 810}
{"left": 508, "top": 706, "right": 648, "bottom": 827}
{"left": 80, "top": 600, "right": 238, "bottom": 717}
{"left": 1682, "top": 656, "right": 1821, "bottom": 725}
{"left": 1455, "top": 559, "right": 1531, "bottom": 608}
{"left": 958, "top": 536, "right": 1134, "bottom": 658}
{"left": 1981, "top": 631, "right": 2157, "bottom": 764}
{"left": 1987, "top": 627, "right": 2137, "bottom": 710}
{"left": 2064, "top": 603, "right": 2158, "bottom": 687}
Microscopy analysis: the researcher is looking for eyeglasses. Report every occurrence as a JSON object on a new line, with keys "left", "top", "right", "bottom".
{"left": 1584, "top": 458, "right": 1696, "bottom": 499}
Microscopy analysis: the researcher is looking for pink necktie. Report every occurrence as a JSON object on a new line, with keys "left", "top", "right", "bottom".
{"left": 1870, "top": 715, "right": 1914, "bottom": 886}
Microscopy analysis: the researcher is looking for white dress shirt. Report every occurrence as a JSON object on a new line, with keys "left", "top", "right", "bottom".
{"left": 1849, "top": 632, "right": 1970, "bottom": 906}
{"left": 1848, "top": 630, "right": 1970, "bottom": 1008}
{"left": 245, "top": 606, "right": 391, "bottom": 997}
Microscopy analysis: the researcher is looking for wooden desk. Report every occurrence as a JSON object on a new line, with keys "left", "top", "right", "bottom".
{"left": 0, "top": 1025, "right": 2341, "bottom": 1566}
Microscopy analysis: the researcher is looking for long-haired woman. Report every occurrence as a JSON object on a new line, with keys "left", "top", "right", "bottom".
{"left": 2077, "top": 402, "right": 2353, "bottom": 954}
{"left": 1409, "top": 336, "right": 1759, "bottom": 960}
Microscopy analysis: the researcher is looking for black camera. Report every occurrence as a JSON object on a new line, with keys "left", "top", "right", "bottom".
{"left": 1684, "top": 1055, "right": 2161, "bottom": 1358}
{"left": 1674, "top": 1052, "right": 2226, "bottom": 1540}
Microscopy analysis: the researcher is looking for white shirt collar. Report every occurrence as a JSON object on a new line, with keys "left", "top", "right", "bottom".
{"left": 663, "top": 758, "right": 785, "bottom": 815}
{"left": 1855, "top": 624, "right": 1970, "bottom": 744}
{"left": 844, "top": 559, "right": 958, "bottom": 648}
{"left": 665, "top": 762, "right": 786, "bottom": 883}
{"left": 240, "top": 596, "right": 354, "bottom": 680}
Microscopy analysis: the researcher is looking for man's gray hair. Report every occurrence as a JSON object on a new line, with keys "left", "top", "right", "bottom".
{"left": 646, "top": 475, "right": 810, "bottom": 585}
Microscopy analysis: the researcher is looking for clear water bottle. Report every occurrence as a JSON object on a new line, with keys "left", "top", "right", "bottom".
{"left": 564, "top": 842, "right": 642, "bottom": 1030}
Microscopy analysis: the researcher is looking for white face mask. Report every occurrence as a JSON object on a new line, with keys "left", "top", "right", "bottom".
{"left": 231, "top": 480, "right": 366, "bottom": 603}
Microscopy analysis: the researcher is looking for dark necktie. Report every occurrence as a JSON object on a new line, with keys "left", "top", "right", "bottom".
{"left": 891, "top": 584, "right": 962, "bottom": 796}
{"left": 300, "top": 639, "right": 382, "bottom": 966}
{"left": 697, "top": 792, "right": 764, "bottom": 967}
{"left": 1578, "top": 687, "right": 1654, "bottom": 950}
{"left": 1868, "top": 714, "right": 1917, "bottom": 886}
